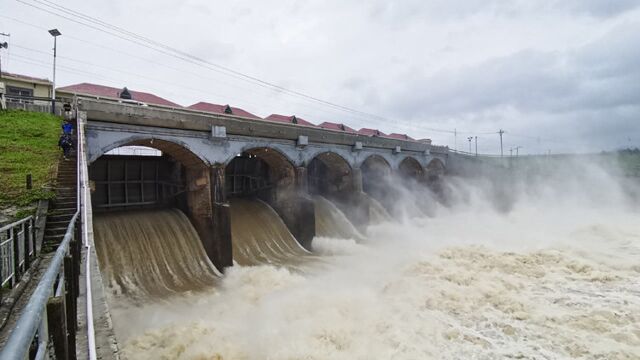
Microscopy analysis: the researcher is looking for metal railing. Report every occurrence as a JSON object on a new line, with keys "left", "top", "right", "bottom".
{"left": 0, "top": 109, "right": 96, "bottom": 360}
{"left": 0, "top": 212, "right": 81, "bottom": 360}
{"left": 0, "top": 216, "right": 36, "bottom": 290}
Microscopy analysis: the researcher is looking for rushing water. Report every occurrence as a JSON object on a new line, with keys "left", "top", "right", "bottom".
{"left": 314, "top": 195, "right": 365, "bottom": 241}
{"left": 99, "top": 160, "right": 640, "bottom": 359}
{"left": 229, "top": 198, "right": 313, "bottom": 268}
{"left": 93, "top": 208, "right": 218, "bottom": 300}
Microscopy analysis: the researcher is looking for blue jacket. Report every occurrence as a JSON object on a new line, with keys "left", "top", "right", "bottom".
{"left": 62, "top": 122, "right": 73, "bottom": 135}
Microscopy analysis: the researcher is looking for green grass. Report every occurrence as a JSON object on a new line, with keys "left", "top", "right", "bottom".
{"left": 0, "top": 109, "right": 61, "bottom": 207}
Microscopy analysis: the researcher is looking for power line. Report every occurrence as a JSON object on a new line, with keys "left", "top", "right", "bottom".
{"left": 12, "top": 0, "right": 501, "bottom": 138}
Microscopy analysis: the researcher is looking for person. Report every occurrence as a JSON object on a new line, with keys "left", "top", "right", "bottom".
{"left": 58, "top": 133, "right": 74, "bottom": 160}
{"left": 62, "top": 120, "right": 73, "bottom": 135}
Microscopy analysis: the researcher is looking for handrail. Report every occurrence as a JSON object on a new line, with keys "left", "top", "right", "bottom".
{"left": 0, "top": 212, "right": 78, "bottom": 359}
{"left": 78, "top": 105, "right": 98, "bottom": 360}
{"left": 0, "top": 106, "right": 98, "bottom": 359}
{"left": 0, "top": 215, "right": 36, "bottom": 289}
{"left": 0, "top": 216, "right": 33, "bottom": 233}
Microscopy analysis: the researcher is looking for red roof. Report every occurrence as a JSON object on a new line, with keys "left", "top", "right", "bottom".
{"left": 358, "top": 128, "right": 387, "bottom": 137}
{"left": 265, "top": 114, "right": 316, "bottom": 127}
{"left": 1, "top": 71, "right": 51, "bottom": 84}
{"left": 56, "top": 83, "right": 181, "bottom": 107}
{"left": 386, "top": 133, "right": 415, "bottom": 141}
{"left": 188, "top": 102, "right": 261, "bottom": 119}
{"left": 318, "top": 122, "right": 357, "bottom": 133}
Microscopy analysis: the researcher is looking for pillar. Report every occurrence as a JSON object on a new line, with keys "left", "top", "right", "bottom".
{"left": 209, "top": 164, "right": 233, "bottom": 270}
{"left": 295, "top": 166, "right": 308, "bottom": 194}
{"left": 351, "top": 168, "right": 363, "bottom": 193}
{"left": 342, "top": 167, "right": 370, "bottom": 229}
{"left": 271, "top": 166, "right": 315, "bottom": 251}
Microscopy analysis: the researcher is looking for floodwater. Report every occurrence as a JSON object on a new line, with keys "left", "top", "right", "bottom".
{"left": 230, "top": 198, "right": 314, "bottom": 269}
{"left": 93, "top": 209, "right": 218, "bottom": 300}
{"left": 99, "top": 160, "right": 640, "bottom": 359}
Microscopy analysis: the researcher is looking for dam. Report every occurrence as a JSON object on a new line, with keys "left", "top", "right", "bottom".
{"left": 3, "top": 98, "right": 639, "bottom": 360}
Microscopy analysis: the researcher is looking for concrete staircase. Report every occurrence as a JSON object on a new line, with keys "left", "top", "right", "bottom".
{"left": 43, "top": 125, "right": 78, "bottom": 252}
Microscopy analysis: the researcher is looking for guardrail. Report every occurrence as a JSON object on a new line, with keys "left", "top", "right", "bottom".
{"left": 0, "top": 211, "right": 81, "bottom": 360}
{"left": 0, "top": 216, "right": 36, "bottom": 291}
{"left": 0, "top": 108, "right": 96, "bottom": 360}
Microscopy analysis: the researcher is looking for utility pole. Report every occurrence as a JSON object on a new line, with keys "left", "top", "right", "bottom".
{"left": 509, "top": 147, "right": 513, "bottom": 157}
{"left": 498, "top": 129, "right": 505, "bottom": 157}
{"left": 474, "top": 136, "right": 478, "bottom": 156}
{"left": 514, "top": 146, "right": 522, "bottom": 157}
{"left": 467, "top": 136, "right": 473, "bottom": 153}
{"left": 454, "top": 128, "right": 457, "bottom": 151}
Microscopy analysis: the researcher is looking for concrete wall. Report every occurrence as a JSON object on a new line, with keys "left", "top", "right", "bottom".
{"left": 85, "top": 122, "right": 446, "bottom": 174}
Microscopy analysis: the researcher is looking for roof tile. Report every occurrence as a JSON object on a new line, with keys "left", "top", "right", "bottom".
{"left": 358, "top": 128, "right": 387, "bottom": 137}
{"left": 188, "top": 102, "right": 261, "bottom": 119}
{"left": 265, "top": 114, "right": 316, "bottom": 127}
{"left": 318, "top": 122, "right": 357, "bottom": 133}
{"left": 56, "top": 83, "right": 181, "bottom": 107}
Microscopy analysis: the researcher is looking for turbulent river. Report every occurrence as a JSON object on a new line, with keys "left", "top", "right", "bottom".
{"left": 96, "top": 160, "right": 640, "bottom": 360}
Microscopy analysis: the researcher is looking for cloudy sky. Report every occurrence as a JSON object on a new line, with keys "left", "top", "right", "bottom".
{"left": 2, "top": 0, "right": 639, "bottom": 154}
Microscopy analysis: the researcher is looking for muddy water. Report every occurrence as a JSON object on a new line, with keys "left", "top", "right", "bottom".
{"left": 93, "top": 208, "right": 218, "bottom": 300}
{"left": 313, "top": 195, "right": 365, "bottom": 242}
{"left": 116, "top": 200, "right": 640, "bottom": 359}
{"left": 366, "top": 194, "right": 393, "bottom": 222}
{"left": 229, "top": 198, "right": 313, "bottom": 267}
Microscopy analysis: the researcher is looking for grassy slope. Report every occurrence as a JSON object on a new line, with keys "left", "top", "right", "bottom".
{"left": 0, "top": 110, "right": 61, "bottom": 207}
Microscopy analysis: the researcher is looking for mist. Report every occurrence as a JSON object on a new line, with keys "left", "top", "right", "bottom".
{"left": 110, "top": 155, "right": 639, "bottom": 359}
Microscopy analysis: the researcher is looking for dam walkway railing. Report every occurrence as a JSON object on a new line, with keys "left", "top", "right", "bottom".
{"left": 0, "top": 110, "right": 96, "bottom": 360}
{"left": 0, "top": 216, "right": 36, "bottom": 292}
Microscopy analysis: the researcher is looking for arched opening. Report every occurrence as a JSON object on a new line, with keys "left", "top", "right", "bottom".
{"left": 89, "top": 138, "right": 221, "bottom": 293}
{"left": 224, "top": 147, "right": 295, "bottom": 202}
{"left": 307, "top": 152, "right": 352, "bottom": 197}
{"left": 225, "top": 147, "right": 314, "bottom": 253}
{"left": 426, "top": 158, "right": 445, "bottom": 183}
{"left": 398, "top": 157, "right": 424, "bottom": 182}
{"left": 361, "top": 155, "right": 392, "bottom": 205}
{"left": 89, "top": 138, "right": 209, "bottom": 211}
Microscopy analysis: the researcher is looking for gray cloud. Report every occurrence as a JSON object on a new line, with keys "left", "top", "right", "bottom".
{"left": 2, "top": 0, "right": 638, "bottom": 154}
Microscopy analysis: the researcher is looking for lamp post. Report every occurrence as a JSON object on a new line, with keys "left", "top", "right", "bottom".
{"left": 48, "top": 29, "right": 61, "bottom": 114}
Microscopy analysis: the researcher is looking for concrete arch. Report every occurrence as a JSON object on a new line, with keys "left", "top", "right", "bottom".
{"left": 426, "top": 158, "right": 445, "bottom": 176}
{"left": 309, "top": 151, "right": 352, "bottom": 171}
{"left": 361, "top": 154, "right": 392, "bottom": 175}
{"left": 89, "top": 134, "right": 210, "bottom": 168}
{"left": 398, "top": 156, "right": 424, "bottom": 180}
{"left": 307, "top": 151, "right": 353, "bottom": 195}
{"left": 360, "top": 154, "right": 393, "bottom": 206}
{"left": 224, "top": 146, "right": 296, "bottom": 199}
{"left": 225, "top": 145, "right": 296, "bottom": 169}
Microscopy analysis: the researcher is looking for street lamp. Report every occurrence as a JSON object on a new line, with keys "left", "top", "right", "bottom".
{"left": 48, "top": 28, "right": 61, "bottom": 114}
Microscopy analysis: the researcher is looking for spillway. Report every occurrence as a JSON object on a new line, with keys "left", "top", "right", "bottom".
{"left": 313, "top": 195, "right": 365, "bottom": 241}
{"left": 229, "top": 198, "right": 313, "bottom": 267}
{"left": 366, "top": 194, "right": 393, "bottom": 222}
{"left": 93, "top": 208, "right": 218, "bottom": 300}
